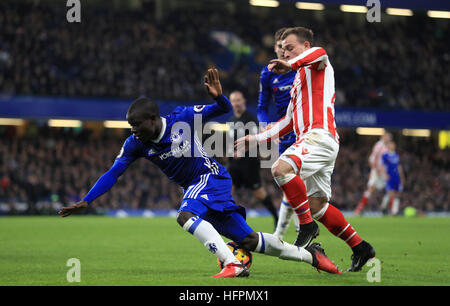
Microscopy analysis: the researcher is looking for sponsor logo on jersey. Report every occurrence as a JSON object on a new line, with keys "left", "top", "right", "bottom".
{"left": 159, "top": 140, "right": 191, "bottom": 160}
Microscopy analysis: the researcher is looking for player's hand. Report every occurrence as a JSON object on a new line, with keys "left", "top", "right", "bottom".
{"left": 234, "top": 135, "right": 258, "bottom": 157}
{"left": 261, "top": 123, "right": 280, "bottom": 144}
{"left": 268, "top": 59, "right": 292, "bottom": 74}
{"left": 204, "top": 68, "right": 222, "bottom": 98}
{"left": 58, "top": 200, "right": 88, "bottom": 218}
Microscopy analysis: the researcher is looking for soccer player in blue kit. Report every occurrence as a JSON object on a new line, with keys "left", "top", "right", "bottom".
{"left": 58, "top": 68, "right": 340, "bottom": 277}
{"left": 257, "top": 28, "right": 299, "bottom": 240}
{"left": 379, "top": 141, "right": 405, "bottom": 215}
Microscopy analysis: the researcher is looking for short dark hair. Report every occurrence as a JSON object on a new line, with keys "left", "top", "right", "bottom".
{"left": 281, "top": 27, "right": 314, "bottom": 46}
{"left": 274, "top": 27, "right": 287, "bottom": 42}
{"left": 127, "top": 97, "right": 159, "bottom": 119}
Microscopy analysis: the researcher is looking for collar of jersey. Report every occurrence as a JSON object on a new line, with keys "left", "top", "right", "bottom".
{"left": 152, "top": 117, "right": 166, "bottom": 143}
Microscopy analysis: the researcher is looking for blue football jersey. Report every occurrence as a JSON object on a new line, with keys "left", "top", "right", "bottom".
{"left": 382, "top": 152, "right": 400, "bottom": 181}
{"left": 257, "top": 66, "right": 297, "bottom": 154}
{"left": 257, "top": 66, "right": 296, "bottom": 124}
{"left": 82, "top": 95, "right": 233, "bottom": 203}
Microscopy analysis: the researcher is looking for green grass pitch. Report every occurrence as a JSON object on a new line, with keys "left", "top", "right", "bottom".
{"left": 0, "top": 216, "right": 449, "bottom": 286}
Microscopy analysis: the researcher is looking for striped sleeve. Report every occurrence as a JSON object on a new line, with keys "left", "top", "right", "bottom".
{"left": 255, "top": 101, "right": 294, "bottom": 143}
{"left": 288, "top": 47, "right": 328, "bottom": 71}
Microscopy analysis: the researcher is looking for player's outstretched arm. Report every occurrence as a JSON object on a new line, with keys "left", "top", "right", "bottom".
{"left": 57, "top": 161, "right": 129, "bottom": 217}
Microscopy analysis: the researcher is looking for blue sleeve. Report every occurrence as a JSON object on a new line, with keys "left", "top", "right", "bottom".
{"left": 82, "top": 137, "right": 141, "bottom": 203}
{"left": 188, "top": 94, "right": 232, "bottom": 122}
{"left": 82, "top": 161, "right": 128, "bottom": 203}
{"left": 257, "top": 68, "right": 272, "bottom": 124}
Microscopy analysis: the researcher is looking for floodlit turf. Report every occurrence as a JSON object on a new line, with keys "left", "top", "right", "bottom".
{"left": 0, "top": 215, "right": 449, "bottom": 286}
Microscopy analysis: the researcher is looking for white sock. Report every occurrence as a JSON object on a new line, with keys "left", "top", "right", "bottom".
{"left": 392, "top": 198, "right": 400, "bottom": 215}
{"left": 183, "top": 216, "right": 238, "bottom": 266}
{"left": 273, "top": 198, "right": 294, "bottom": 239}
{"left": 380, "top": 194, "right": 389, "bottom": 210}
{"left": 254, "top": 232, "right": 312, "bottom": 264}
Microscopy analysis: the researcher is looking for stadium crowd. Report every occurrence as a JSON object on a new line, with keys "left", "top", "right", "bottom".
{"left": 0, "top": 126, "right": 448, "bottom": 215}
{"left": 0, "top": 1, "right": 449, "bottom": 111}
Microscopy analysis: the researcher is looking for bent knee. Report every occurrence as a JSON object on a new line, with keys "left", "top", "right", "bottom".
{"left": 176, "top": 210, "right": 196, "bottom": 227}
{"left": 271, "top": 159, "right": 295, "bottom": 178}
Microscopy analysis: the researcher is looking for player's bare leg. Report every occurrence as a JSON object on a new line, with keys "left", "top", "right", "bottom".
{"left": 177, "top": 210, "right": 249, "bottom": 278}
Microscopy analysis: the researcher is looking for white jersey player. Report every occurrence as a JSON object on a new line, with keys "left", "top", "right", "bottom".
{"left": 354, "top": 132, "right": 392, "bottom": 215}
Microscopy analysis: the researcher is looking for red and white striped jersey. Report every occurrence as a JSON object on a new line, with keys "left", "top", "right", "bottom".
{"left": 369, "top": 140, "right": 388, "bottom": 170}
{"left": 256, "top": 47, "right": 338, "bottom": 143}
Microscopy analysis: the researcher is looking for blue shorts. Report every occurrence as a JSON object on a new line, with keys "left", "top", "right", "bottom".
{"left": 179, "top": 172, "right": 254, "bottom": 243}
{"left": 179, "top": 199, "right": 254, "bottom": 244}
{"left": 386, "top": 176, "right": 401, "bottom": 192}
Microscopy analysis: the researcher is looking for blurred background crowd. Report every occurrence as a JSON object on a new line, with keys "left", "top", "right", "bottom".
{"left": 0, "top": 1, "right": 449, "bottom": 110}
{"left": 0, "top": 0, "right": 449, "bottom": 215}
{"left": 0, "top": 126, "right": 448, "bottom": 215}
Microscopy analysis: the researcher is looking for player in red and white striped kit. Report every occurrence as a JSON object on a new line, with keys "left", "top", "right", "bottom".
{"left": 236, "top": 27, "right": 375, "bottom": 272}
{"left": 354, "top": 132, "right": 392, "bottom": 215}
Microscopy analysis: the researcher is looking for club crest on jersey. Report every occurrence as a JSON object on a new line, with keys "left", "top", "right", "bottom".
{"left": 278, "top": 85, "right": 292, "bottom": 91}
{"left": 194, "top": 105, "right": 206, "bottom": 112}
{"left": 170, "top": 131, "right": 182, "bottom": 143}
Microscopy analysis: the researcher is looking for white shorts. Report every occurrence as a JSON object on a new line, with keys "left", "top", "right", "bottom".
{"left": 367, "top": 168, "right": 386, "bottom": 190}
{"left": 279, "top": 129, "right": 339, "bottom": 200}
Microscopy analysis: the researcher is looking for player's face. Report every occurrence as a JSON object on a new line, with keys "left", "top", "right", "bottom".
{"left": 230, "top": 92, "right": 246, "bottom": 113}
{"left": 274, "top": 40, "right": 286, "bottom": 60}
{"left": 127, "top": 112, "right": 159, "bottom": 144}
{"left": 282, "top": 34, "right": 309, "bottom": 60}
